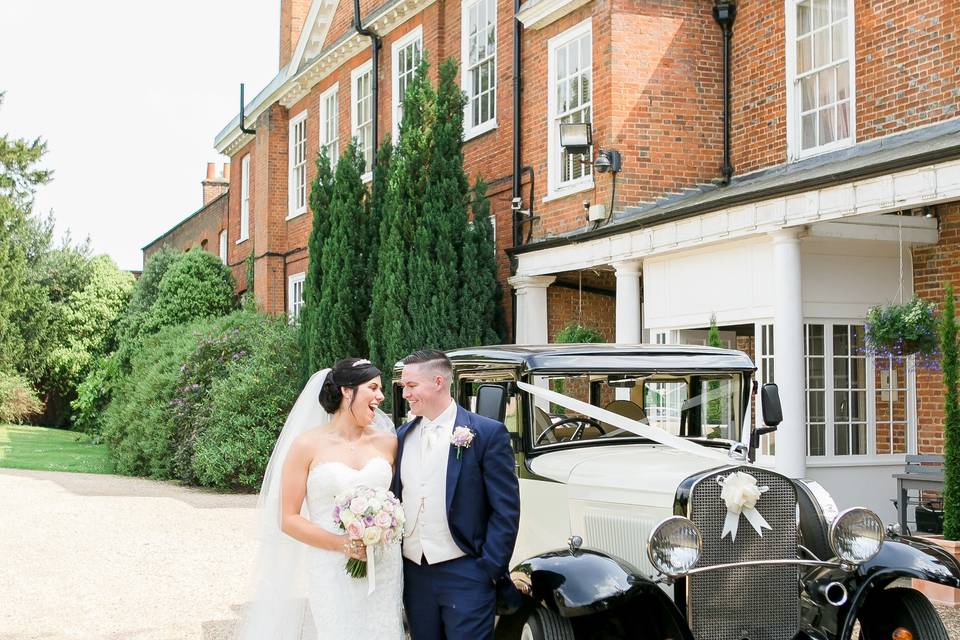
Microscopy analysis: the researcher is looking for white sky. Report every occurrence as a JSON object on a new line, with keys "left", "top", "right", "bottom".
{"left": 0, "top": 1, "right": 280, "bottom": 271}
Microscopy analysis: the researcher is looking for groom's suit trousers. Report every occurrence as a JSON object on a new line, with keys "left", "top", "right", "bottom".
{"left": 403, "top": 555, "right": 496, "bottom": 640}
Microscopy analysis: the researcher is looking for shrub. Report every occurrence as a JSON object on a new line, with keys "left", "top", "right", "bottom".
{"left": 941, "top": 284, "right": 959, "bottom": 540}
{"left": 101, "top": 322, "right": 200, "bottom": 477}
{"left": 0, "top": 371, "right": 43, "bottom": 424}
{"left": 71, "top": 353, "right": 121, "bottom": 437}
{"left": 191, "top": 315, "right": 300, "bottom": 490}
{"left": 554, "top": 322, "right": 605, "bottom": 344}
{"left": 144, "top": 248, "right": 237, "bottom": 334}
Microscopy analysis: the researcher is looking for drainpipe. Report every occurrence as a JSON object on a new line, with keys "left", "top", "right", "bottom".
{"left": 713, "top": 1, "right": 736, "bottom": 185}
{"left": 353, "top": 0, "right": 381, "bottom": 174}
{"left": 511, "top": 0, "right": 523, "bottom": 248}
{"left": 240, "top": 83, "right": 256, "bottom": 134}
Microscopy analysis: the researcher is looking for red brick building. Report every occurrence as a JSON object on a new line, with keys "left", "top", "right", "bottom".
{"left": 150, "top": 0, "right": 960, "bottom": 516}
{"left": 142, "top": 162, "right": 231, "bottom": 262}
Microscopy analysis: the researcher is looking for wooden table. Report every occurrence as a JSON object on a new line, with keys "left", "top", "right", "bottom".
{"left": 893, "top": 471, "right": 944, "bottom": 534}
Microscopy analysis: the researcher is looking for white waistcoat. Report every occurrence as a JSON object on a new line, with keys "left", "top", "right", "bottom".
{"left": 400, "top": 403, "right": 465, "bottom": 565}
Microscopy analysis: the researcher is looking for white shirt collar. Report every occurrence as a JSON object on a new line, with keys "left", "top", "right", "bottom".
{"left": 421, "top": 399, "right": 457, "bottom": 431}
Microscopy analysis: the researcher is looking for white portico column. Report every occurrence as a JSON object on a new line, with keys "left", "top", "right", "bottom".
{"left": 770, "top": 229, "right": 807, "bottom": 479}
{"left": 614, "top": 260, "right": 643, "bottom": 344}
{"left": 509, "top": 275, "right": 556, "bottom": 345}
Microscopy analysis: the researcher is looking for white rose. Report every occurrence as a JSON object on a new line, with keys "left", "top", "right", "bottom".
{"left": 362, "top": 526, "right": 382, "bottom": 546}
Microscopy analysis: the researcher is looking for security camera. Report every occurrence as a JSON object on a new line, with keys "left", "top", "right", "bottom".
{"left": 593, "top": 150, "right": 622, "bottom": 174}
{"left": 582, "top": 200, "right": 591, "bottom": 211}
{"left": 510, "top": 197, "right": 523, "bottom": 211}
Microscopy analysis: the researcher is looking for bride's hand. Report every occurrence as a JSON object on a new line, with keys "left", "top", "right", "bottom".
{"left": 341, "top": 537, "right": 367, "bottom": 561}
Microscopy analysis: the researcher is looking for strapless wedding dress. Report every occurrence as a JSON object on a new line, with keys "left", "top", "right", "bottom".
{"left": 304, "top": 457, "right": 404, "bottom": 638}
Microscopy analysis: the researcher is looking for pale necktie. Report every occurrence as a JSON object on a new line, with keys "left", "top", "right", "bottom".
{"left": 423, "top": 422, "right": 440, "bottom": 453}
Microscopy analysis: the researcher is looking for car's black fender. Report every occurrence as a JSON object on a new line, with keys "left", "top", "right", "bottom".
{"left": 496, "top": 547, "right": 694, "bottom": 640}
{"left": 801, "top": 536, "right": 960, "bottom": 639}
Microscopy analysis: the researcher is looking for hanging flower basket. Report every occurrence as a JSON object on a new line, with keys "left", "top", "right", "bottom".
{"left": 865, "top": 297, "right": 939, "bottom": 358}
{"left": 554, "top": 322, "right": 605, "bottom": 344}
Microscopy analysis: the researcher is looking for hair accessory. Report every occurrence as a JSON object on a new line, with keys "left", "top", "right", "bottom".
{"left": 353, "top": 359, "right": 372, "bottom": 367}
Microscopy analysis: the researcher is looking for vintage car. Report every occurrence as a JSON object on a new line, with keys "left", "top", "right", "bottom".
{"left": 391, "top": 344, "right": 960, "bottom": 640}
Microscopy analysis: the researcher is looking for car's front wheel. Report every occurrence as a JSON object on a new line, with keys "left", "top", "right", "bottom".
{"left": 857, "top": 587, "right": 949, "bottom": 640}
{"left": 520, "top": 608, "right": 575, "bottom": 640}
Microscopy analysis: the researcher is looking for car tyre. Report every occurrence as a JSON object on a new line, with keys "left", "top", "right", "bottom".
{"left": 520, "top": 608, "right": 575, "bottom": 640}
{"left": 857, "top": 587, "right": 949, "bottom": 640}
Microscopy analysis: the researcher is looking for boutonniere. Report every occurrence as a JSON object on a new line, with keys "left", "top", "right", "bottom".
{"left": 450, "top": 426, "right": 475, "bottom": 459}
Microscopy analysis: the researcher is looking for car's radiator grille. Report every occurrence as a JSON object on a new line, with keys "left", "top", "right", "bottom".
{"left": 688, "top": 467, "right": 799, "bottom": 640}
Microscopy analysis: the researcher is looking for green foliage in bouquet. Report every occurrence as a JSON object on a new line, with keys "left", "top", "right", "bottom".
{"left": 865, "top": 297, "right": 938, "bottom": 357}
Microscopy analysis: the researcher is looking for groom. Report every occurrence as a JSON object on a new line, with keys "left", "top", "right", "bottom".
{"left": 392, "top": 349, "right": 520, "bottom": 640}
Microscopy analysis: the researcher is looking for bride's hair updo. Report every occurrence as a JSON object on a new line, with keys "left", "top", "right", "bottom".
{"left": 318, "top": 358, "right": 382, "bottom": 413}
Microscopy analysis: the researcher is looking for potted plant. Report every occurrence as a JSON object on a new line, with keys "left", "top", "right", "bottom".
{"left": 865, "top": 297, "right": 938, "bottom": 358}
{"left": 554, "top": 322, "right": 605, "bottom": 345}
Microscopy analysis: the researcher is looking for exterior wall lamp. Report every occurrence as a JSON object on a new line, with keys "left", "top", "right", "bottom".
{"left": 559, "top": 123, "right": 621, "bottom": 173}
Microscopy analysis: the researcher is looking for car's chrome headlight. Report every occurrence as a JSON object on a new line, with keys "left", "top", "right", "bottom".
{"left": 828, "top": 507, "right": 883, "bottom": 564}
{"left": 647, "top": 516, "right": 702, "bottom": 577}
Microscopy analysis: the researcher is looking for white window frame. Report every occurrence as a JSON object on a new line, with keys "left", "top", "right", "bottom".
{"left": 288, "top": 272, "right": 306, "bottom": 322}
{"left": 287, "top": 110, "right": 308, "bottom": 218}
{"left": 803, "top": 320, "right": 916, "bottom": 464}
{"left": 546, "top": 18, "right": 594, "bottom": 201}
{"left": 319, "top": 83, "right": 340, "bottom": 166}
{"left": 391, "top": 26, "right": 423, "bottom": 143}
{"left": 218, "top": 229, "right": 228, "bottom": 263}
{"left": 237, "top": 154, "right": 250, "bottom": 244}
{"left": 785, "top": 0, "right": 856, "bottom": 161}
{"left": 351, "top": 61, "right": 374, "bottom": 183}
{"left": 461, "top": 0, "right": 498, "bottom": 140}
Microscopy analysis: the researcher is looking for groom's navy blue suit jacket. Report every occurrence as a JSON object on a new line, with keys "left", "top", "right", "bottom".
{"left": 391, "top": 403, "right": 521, "bottom": 582}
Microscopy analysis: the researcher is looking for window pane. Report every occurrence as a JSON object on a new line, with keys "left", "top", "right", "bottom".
{"left": 809, "top": 325, "right": 825, "bottom": 355}
{"left": 809, "top": 357, "right": 825, "bottom": 388}
{"left": 802, "top": 113, "right": 817, "bottom": 149}
{"left": 851, "top": 357, "right": 865, "bottom": 389}
{"left": 812, "top": 0, "right": 829, "bottom": 29}
{"left": 798, "top": 1, "right": 812, "bottom": 35}
{"left": 808, "top": 390, "right": 825, "bottom": 422}
{"left": 819, "top": 106, "right": 836, "bottom": 144}
{"left": 832, "top": 0, "right": 847, "bottom": 20}
{"left": 835, "top": 422, "right": 849, "bottom": 455}
{"left": 801, "top": 75, "right": 816, "bottom": 112}
{"left": 798, "top": 38, "right": 812, "bottom": 75}
{"left": 833, "top": 325, "right": 848, "bottom": 355}
{"left": 814, "top": 29, "right": 829, "bottom": 68}
{"left": 809, "top": 423, "right": 826, "bottom": 456}
{"left": 851, "top": 390, "right": 866, "bottom": 421}
{"left": 834, "top": 390, "right": 848, "bottom": 421}
{"left": 818, "top": 67, "right": 836, "bottom": 104}
{"left": 832, "top": 22, "right": 847, "bottom": 61}
{"left": 836, "top": 62, "right": 850, "bottom": 100}
{"left": 834, "top": 357, "right": 849, "bottom": 388}
{"left": 852, "top": 423, "right": 867, "bottom": 455}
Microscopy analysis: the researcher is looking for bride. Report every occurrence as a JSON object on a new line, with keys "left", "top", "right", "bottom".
{"left": 235, "top": 358, "right": 404, "bottom": 640}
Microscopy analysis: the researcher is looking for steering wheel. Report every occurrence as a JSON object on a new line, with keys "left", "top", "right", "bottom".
{"left": 535, "top": 416, "right": 606, "bottom": 445}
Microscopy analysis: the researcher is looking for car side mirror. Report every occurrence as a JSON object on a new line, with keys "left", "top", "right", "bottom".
{"left": 476, "top": 384, "right": 508, "bottom": 423}
{"left": 761, "top": 383, "right": 783, "bottom": 427}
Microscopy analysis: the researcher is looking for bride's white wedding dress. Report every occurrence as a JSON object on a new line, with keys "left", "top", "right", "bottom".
{"left": 304, "top": 456, "right": 404, "bottom": 639}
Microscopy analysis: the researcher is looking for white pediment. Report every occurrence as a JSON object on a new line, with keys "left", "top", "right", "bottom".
{"left": 287, "top": 0, "right": 341, "bottom": 79}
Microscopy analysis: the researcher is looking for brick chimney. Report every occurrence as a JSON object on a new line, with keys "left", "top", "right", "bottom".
{"left": 202, "top": 162, "right": 229, "bottom": 206}
{"left": 279, "top": 0, "right": 312, "bottom": 70}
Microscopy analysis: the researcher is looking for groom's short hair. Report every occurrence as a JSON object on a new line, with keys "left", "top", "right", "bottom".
{"left": 403, "top": 349, "right": 453, "bottom": 383}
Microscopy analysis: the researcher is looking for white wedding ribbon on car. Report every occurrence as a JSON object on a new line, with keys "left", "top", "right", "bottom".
{"left": 516, "top": 381, "right": 729, "bottom": 462}
{"left": 717, "top": 471, "right": 771, "bottom": 541}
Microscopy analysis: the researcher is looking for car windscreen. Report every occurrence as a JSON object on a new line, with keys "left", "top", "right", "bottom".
{"left": 530, "top": 371, "right": 745, "bottom": 447}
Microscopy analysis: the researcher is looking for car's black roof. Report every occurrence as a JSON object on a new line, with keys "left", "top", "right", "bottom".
{"left": 395, "top": 343, "right": 755, "bottom": 374}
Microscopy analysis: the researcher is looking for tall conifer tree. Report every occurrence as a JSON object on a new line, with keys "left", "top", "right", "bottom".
{"left": 314, "top": 143, "right": 370, "bottom": 363}
{"left": 299, "top": 150, "right": 334, "bottom": 381}
{"left": 459, "top": 178, "right": 500, "bottom": 346}
{"left": 368, "top": 61, "right": 434, "bottom": 373}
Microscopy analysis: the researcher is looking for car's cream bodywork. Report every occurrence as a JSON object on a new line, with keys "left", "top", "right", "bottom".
{"left": 515, "top": 445, "right": 725, "bottom": 577}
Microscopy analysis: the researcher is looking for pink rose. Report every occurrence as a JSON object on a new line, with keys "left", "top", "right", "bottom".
{"left": 350, "top": 496, "right": 369, "bottom": 514}
{"left": 346, "top": 520, "right": 365, "bottom": 540}
{"left": 374, "top": 512, "right": 392, "bottom": 528}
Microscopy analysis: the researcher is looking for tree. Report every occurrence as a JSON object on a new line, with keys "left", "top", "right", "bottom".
{"left": 0, "top": 91, "right": 52, "bottom": 372}
{"left": 143, "top": 248, "right": 237, "bottom": 334}
{"left": 459, "top": 178, "right": 501, "bottom": 346}
{"left": 299, "top": 149, "right": 335, "bottom": 381}
{"left": 368, "top": 60, "right": 434, "bottom": 373}
{"left": 314, "top": 143, "right": 371, "bottom": 362}
{"left": 941, "top": 284, "right": 960, "bottom": 540}
{"left": 115, "top": 244, "right": 181, "bottom": 364}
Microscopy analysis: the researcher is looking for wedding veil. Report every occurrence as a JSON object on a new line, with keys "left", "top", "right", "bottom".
{"left": 234, "top": 368, "right": 396, "bottom": 640}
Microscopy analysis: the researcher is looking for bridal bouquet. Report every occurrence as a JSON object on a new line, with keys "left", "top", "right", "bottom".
{"left": 332, "top": 486, "right": 405, "bottom": 580}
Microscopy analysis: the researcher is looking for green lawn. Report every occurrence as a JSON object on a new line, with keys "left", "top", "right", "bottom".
{"left": 0, "top": 424, "right": 115, "bottom": 474}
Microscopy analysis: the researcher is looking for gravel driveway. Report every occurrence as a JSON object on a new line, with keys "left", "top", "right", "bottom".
{"left": 2, "top": 468, "right": 959, "bottom": 639}
{"left": 0, "top": 468, "right": 258, "bottom": 640}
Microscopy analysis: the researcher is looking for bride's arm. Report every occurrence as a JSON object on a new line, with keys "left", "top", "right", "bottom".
{"left": 279, "top": 438, "right": 365, "bottom": 559}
